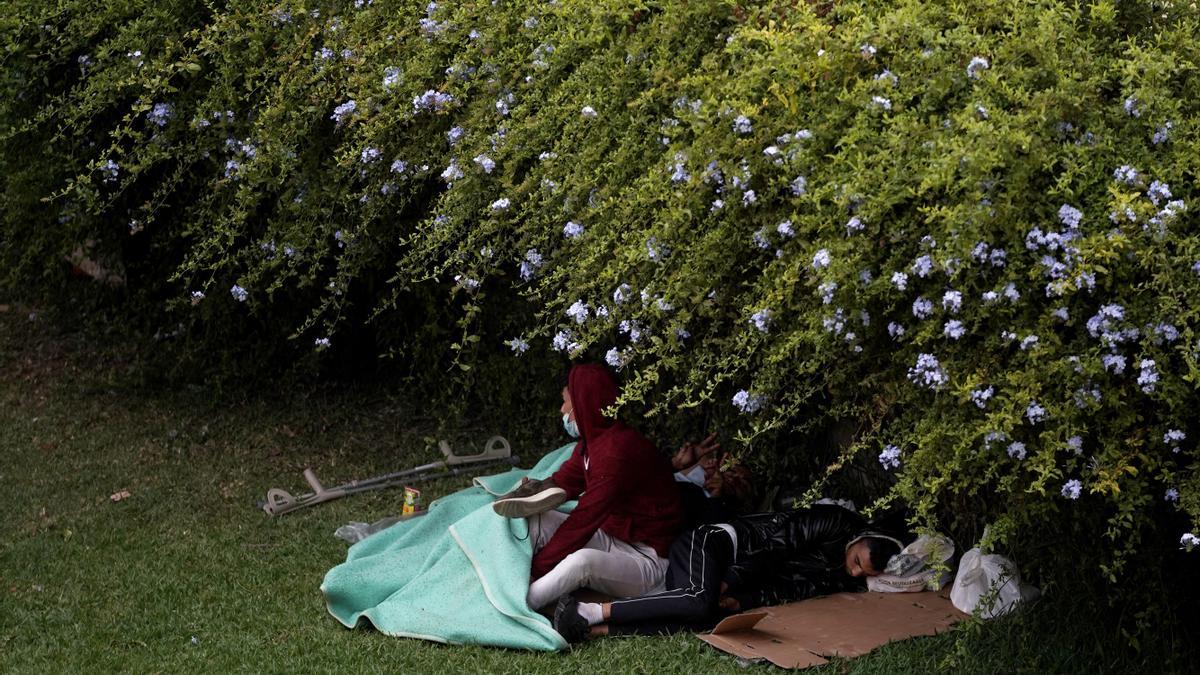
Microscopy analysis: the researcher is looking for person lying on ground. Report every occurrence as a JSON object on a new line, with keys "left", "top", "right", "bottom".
{"left": 551, "top": 503, "right": 902, "bottom": 642}
{"left": 492, "top": 363, "right": 685, "bottom": 611}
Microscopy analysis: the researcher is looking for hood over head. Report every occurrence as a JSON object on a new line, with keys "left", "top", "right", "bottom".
{"left": 566, "top": 363, "right": 619, "bottom": 448}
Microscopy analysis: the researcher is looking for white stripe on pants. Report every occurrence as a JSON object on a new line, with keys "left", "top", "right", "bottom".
{"left": 526, "top": 510, "right": 668, "bottom": 610}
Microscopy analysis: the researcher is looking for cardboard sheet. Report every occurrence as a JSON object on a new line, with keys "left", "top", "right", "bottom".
{"left": 699, "top": 590, "right": 966, "bottom": 669}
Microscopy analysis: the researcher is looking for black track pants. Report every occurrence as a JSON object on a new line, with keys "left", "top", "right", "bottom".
{"left": 606, "top": 524, "right": 735, "bottom": 635}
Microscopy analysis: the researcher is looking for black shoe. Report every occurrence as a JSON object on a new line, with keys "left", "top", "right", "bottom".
{"left": 552, "top": 594, "right": 590, "bottom": 644}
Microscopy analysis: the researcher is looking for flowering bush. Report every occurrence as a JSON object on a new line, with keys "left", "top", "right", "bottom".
{"left": 3, "top": 0, "right": 1199, "bottom": 593}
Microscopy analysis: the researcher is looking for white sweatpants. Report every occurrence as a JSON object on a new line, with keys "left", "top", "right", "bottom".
{"left": 526, "top": 510, "right": 669, "bottom": 610}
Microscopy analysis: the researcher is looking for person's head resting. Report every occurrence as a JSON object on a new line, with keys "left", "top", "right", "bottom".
{"left": 843, "top": 535, "right": 902, "bottom": 578}
{"left": 559, "top": 364, "right": 619, "bottom": 441}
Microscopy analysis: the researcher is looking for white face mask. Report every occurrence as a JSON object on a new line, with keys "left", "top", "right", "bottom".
{"left": 562, "top": 413, "right": 580, "bottom": 438}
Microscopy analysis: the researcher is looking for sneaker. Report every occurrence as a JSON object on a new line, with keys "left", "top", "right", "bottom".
{"left": 492, "top": 487, "right": 568, "bottom": 518}
{"left": 553, "top": 594, "right": 590, "bottom": 644}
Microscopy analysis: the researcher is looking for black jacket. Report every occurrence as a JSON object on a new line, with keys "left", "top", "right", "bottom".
{"left": 724, "top": 504, "right": 873, "bottom": 610}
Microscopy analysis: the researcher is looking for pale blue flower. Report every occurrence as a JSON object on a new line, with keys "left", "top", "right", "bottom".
{"left": 412, "top": 90, "right": 455, "bottom": 114}
{"left": 1061, "top": 479, "right": 1082, "bottom": 500}
{"left": 983, "top": 431, "right": 1007, "bottom": 450}
{"left": 605, "top": 347, "right": 628, "bottom": 369}
{"left": 971, "top": 386, "right": 994, "bottom": 409}
{"left": 619, "top": 319, "right": 647, "bottom": 343}
{"left": 822, "top": 308, "right": 847, "bottom": 335}
{"left": 888, "top": 322, "right": 905, "bottom": 339}
{"left": 812, "top": 248, "right": 831, "bottom": 270}
{"left": 732, "top": 389, "right": 765, "bottom": 413}
{"left": 750, "top": 309, "right": 773, "bottom": 333}
{"left": 748, "top": 228, "right": 768, "bottom": 249}
{"left": 613, "top": 284, "right": 632, "bottom": 304}
{"left": 944, "top": 320, "right": 965, "bottom": 340}
{"left": 390, "top": 159, "right": 408, "bottom": 174}
{"left": 330, "top": 100, "right": 357, "bottom": 124}
{"left": 1182, "top": 533, "right": 1200, "bottom": 550}
{"left": 439, "top": 160, "right": 464, "bottom": 183}
{"left": 565, "top": 300, "right": 589, "bottom": 324}
{"left": 519, "top": 248, "right": 544, "bottom": 281}
{"left": 879, "top": 444, "right": 901, "bottom": 470}
{"left": 1025, "top": 400, "right": 1047, "bottom": 424}
{"left": 1123, "top": 96, "right": 1140, "bottom": 117}
{"left": 1137, "top": 358, "right": 1158, "bottom": 393}
{"left": 1007, "top": 441, "right": 1027, "bottom": 460}
{"left": 911, "top": 255, "right": 933, "bottom": 278}
{"left": 1058, "top": 204, "right": 1083, "bottom": 229}
{"left": 1152, "top": 121, "right": 1173, "bottom": 145}
{"left": 551, "top": 330, "right": 578, "bottom": 352}
{"left": 845, "top": 216, "right": 864, "bottom": 234}
{"left": 451, "top": 271, "right": 477, "bottom": 290}
{"left": 383, "top": 66, "right": 402, "bottom": 89}
{"left": 495, "top": 93, "right": 513, "bottom": 116}
{"left": 1019, "top": 334, "right": 1039, "bottom": 351}
{"left": 675, "top": 327, "right": 691, "bottom": 340}
{"left": 1165, "top": 488, "right": 1180, "bottom": 502}
{"left": 860, "top": 44, "right": 877, "bottom": 57}
{"left": 732, "top": 115, "right": 752, "bottom": 135}
{"left": 870, "top": 96, "right": 892, "bottom": 110}
{"left": 230, "top": 284, "right": 248, "bottom": 302}
{"left": 360, "top": 147, "right": 382, "bottom": 164}
{"left": 1147, "top": 180, "right": 1171, "bottom": 206}
{"left": 1101, "top": 353, "right": 1126, "bottom": 374}
{"left": 314, "top": 337, "right": 331, "bottom": 348}
{"left": 580, "top": 105, "right": 597, "bottom": 118}
{"left": 942, "top": 290, "right": 962, "bottom": 313}
{"left": 890, "top": 271, "right": 908, "bottom": 290}
{"left": 1113, "top": 165, "right": 1140, "bottom": 186}
{"left": 818, "top": 282, "right": 837, "bottom": 305}
{"left": 966, "top": 56, "right": 989, "bottom": 79}
{"left": 100, "top": 159, "right": 119, "bottom": 181}
{"left": 563, "top": 221, "right": 584, "bottom": 238}
{"left": 646, "top": 237, "right": 669, "bottom": 262}
{"left": 790, "top": 176, "right": 808, "bottom": 196}
{"left": 1002, "top": 283, "right": 1020, "bottom": 303}
{"left": 912, "top": 297, "right": 933, "bottom": 319}
{"left": 1052, "top": 307, "right": 1069, "bottom": 321}
{"left": 669, "top": 153, "right": 690, "bottom": 184}
{"left": 777, "top": 220, "right": 795, "bottom": 238}
{"left": 490, "top": 197, "right": 510, "bottom": 211}
{"left": 1165, "top": 429, "right": 1186, "bottom": 445}
{"left": 1067, "top": 436, "right": 1083, "bottom": 454}
{"left": 474, "top": 154, "right": 495, "bottom": 173}
{"left": 446, "top": 126, "right": 465, "bottom": 145}
{"left": 147, "top": 102, "right": 173, "bottom": 127}
{"left": 908, "top": 353, "right": 947, "bottom": 389}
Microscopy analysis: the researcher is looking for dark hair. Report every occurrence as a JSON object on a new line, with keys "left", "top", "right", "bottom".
{"left": 865, "top": 537, "right": 901, "bottom": 573}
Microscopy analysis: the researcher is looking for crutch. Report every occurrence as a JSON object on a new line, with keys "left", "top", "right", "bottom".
{"left": 259, "top": 435, "right": 517, "bottom": 516}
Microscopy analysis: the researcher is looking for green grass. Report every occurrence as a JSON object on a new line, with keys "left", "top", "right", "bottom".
{"left": 0, "top": 305, "right": 1189, "bottom": 673}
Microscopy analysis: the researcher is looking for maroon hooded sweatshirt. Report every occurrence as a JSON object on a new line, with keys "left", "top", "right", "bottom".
{"left": 530, "top": 364, "right": 684, "bottom": 579}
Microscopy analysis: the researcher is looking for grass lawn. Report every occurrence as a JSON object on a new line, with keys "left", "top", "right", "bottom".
{"left": 0, "top": 304, "right": 1186, "bottom": 673}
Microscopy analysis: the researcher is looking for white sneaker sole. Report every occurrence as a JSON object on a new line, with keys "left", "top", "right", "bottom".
{"left": 492, "top": 488, "right": 568, "bottom": 518}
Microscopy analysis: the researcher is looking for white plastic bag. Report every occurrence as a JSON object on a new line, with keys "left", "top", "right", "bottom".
{"left": 334, "top": 516, "right": 404, "bottom": 544}
{"left": 950, "top": 547, "right": 1040, "bottom": 618}
{"left": 867, "top": 534, "right": 955, "bottom": 593}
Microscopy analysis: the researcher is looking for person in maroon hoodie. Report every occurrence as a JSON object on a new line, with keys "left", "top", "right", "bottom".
{"left": 494, "top": 363, "right": 684, "bottom": 611}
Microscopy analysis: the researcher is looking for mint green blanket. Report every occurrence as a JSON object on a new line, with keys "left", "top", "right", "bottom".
{"left": 320, "top": 443, "right": 576, "bottom": 650}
